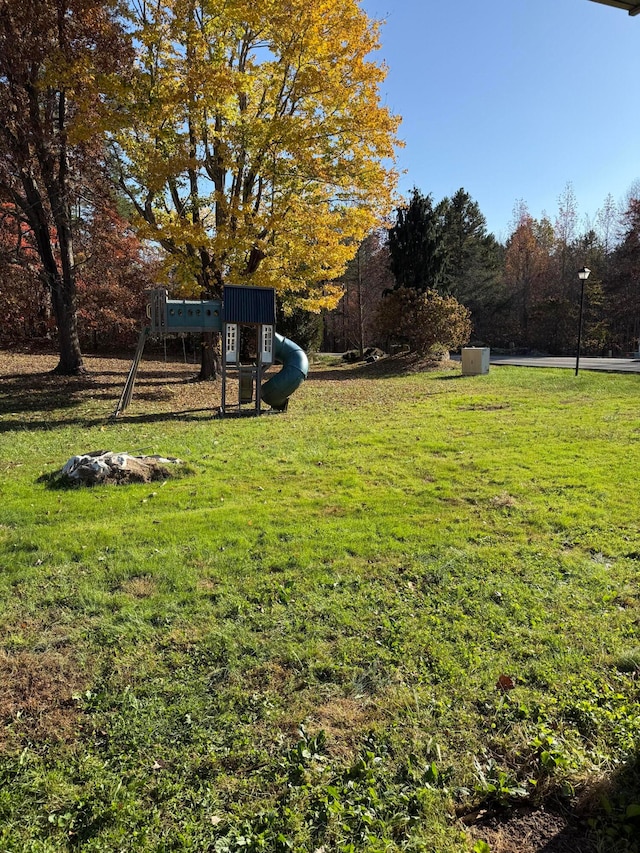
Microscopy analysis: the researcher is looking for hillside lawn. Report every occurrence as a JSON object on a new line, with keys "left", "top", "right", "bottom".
{"left": 1, "top": 349, "right": 639, "bottom": 852}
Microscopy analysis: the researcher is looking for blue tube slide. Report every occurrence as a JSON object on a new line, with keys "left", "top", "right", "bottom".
{"left": 261, "top": 333, "right": 309, "bottom": 410}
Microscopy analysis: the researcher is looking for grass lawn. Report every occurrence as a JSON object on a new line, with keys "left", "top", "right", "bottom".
{"left": 1, "top": 350, "right": 639, "bottom": 852}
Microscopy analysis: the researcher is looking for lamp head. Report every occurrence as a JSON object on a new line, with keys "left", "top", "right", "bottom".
{"left": 578, "top": 267, "right": 591, "bottom": 281}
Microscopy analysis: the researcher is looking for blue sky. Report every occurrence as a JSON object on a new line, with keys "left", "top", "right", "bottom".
{"left": 360, "top": 0, "right": 640, "bottom": 241}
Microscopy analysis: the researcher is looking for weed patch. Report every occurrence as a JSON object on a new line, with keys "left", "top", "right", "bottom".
{"left": 0, "top": 647, "right": 87, "bottom": 752}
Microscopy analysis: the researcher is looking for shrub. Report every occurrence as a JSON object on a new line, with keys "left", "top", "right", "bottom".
{"left": 376, "top": 287, "right": 471, "bottom": 355}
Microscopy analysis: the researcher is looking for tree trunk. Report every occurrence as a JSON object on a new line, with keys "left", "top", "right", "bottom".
{"left": 47, "top": 266, "right": 84, "bottom": 374}
{"left": 198, "top": 332, "right": 221, "bottom": 380}
{"left": 197, "top": 260, "right": 223, "bottom": 380}
{"left": 50, "top": 220, "right": 84, "bottom": 374}
{"left": 20, "top": 171, "right": 85, "bottom": 374}
{"left": 357, "top": 246, "right": 364, "bottom": 358}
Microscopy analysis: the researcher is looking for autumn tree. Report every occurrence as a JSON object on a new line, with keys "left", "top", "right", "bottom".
{"left": 324, "top": 230, "right": 394, "bottom": 354}
{"left": 375, "top": 287, "right": 471, "bottom": 356}
{"left": 75, "top": 198, "right": 160, "bottom": 350}
{"left": 0, "top": 202, "right": 51, "bottom": 343}
{"left": 0, "top": 0, "right": 132, "bottom": 373}
{"left": 503, "top": 203, "right": 554, "bottom": 346}
{"left": 113, "top": 0, "right": 399, "bottom": 376}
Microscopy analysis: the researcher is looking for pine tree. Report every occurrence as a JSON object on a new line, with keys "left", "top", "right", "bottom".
{"left": 438, "top": 188, "right": 503, "bottom": 342}
{"left": 387, "top": 189, "right": 448, "bottom": 293}
{"left": 606, "top": 198, "right": 640, "bottom": 353}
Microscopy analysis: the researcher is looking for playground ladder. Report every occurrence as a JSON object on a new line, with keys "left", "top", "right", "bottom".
{"left": 113, "top": 327, "right": 149, "bottom": 417}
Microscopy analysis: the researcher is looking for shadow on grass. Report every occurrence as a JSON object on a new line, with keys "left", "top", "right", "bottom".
{"left": 307, "top": 354, "right": 460, "bottom": 382}
{"left": 0, "top": 352, "right": 462, "bottom": 432}
{"left": 112, "top": 407, "right": 219, "bottom": 425}
{"left": 0, "top": 375, "right": 113, "bottom": 431}
{"left": 470, "top": 751, "right": 640, "bottom": 853}
{"left": 0, "top": 407, "right": 221, "bottom": 435}
{"left": 579, "top": 749, "right": 640, "bottom": 853}
{"left": 0, "top": 363, "right": 212, "bottom": 432}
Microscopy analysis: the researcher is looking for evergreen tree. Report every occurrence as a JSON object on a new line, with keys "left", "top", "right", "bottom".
{"left": 606, "top": 198, "right": 640, "bottom": 353}
{"left": 275, "top": 300, "right": 324, "bottom": 355}
{"left": 387, "top": 189, "right": 448, "bottom": 293}
{"left": 439, "top": 188, "right": 504, "bottom": 342}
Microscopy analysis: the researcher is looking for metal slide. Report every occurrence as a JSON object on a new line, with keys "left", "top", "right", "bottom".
{"left": 261, "top": 333, "right": 309, "bottom": 410}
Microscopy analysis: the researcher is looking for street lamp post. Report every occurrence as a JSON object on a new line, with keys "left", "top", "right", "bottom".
{"left": 575, "top": 267, "right": 591, "bottom": 376}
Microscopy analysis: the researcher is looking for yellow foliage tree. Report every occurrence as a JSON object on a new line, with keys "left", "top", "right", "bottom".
{"left": 113, "top": 0, "right": 400, "bottom": 314}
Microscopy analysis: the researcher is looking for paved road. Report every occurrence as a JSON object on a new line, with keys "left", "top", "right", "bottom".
{"left": 479, "top": 354, "right": 640, "bottom": 374}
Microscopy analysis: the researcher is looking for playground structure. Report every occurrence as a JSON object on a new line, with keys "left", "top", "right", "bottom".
{"left": 114, "top": 285, "right": 309, "bottom": 417}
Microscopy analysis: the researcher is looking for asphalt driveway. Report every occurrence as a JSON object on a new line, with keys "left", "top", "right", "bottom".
{"left": 486, "top": 354, "right": 640, "bottom": 374}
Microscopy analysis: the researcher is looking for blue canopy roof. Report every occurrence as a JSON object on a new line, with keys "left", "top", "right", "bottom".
{"left": 223, "top": 285, "right": 276, "bottom": 325}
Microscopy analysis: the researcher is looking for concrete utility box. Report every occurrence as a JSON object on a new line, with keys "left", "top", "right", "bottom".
{"left": 461, "top": 347, "right": 490, "bottom": 376}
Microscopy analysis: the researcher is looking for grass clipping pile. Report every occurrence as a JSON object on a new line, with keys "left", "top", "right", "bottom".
{"left": 55, "top": 451, "right": 183, "bottom": 486}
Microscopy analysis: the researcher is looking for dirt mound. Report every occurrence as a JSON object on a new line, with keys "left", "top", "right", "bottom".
{"left": 55, "top": 450, "right": 183, "bottom": 486}
{"left": 465, "top": 803, "right": 595, "bottom": 853}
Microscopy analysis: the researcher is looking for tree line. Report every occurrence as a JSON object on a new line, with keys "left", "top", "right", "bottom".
{"left": 325, "top": 184, "right": 640, "bottom": 358}
{"left": 0, "top": 0, "right": 399, "bottom": 374}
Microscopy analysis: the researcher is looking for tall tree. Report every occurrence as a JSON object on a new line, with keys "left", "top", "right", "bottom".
{"left": 552, "top": 181, "right": 579, "bottom": 302}
{"left": 387, "top": 189, "right": 448, "bottom": 293}
{"left": 606, "top": 198, "right": 640, "bottom": 354}
{"left": 503, "top": 202, "right": 553, "bottom": 346}
{"left": 324, "top": 230, "right": 393, "bottom": 354}
{"left": 572, "top": 229, "right": 608, "bottom": 356}
{"left": 438, "top": 188, "right": 503, "bottom": 341}
{"left": 0, "top": 0, "right": 131, "bottom": 373}
{"left": 595, "top": 193, "right": 620, "bottom": 258}
{"left": 113, "top": 0, "right": 399, "bottom": 374}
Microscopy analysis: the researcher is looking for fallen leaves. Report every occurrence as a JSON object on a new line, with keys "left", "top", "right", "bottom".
{"left": 496, "top": 674, "right": 516, "bottom": 692}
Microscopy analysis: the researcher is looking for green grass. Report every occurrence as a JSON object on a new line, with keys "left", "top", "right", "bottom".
{"left": 1, "top": 355, "right": 640, "bottom": 851}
